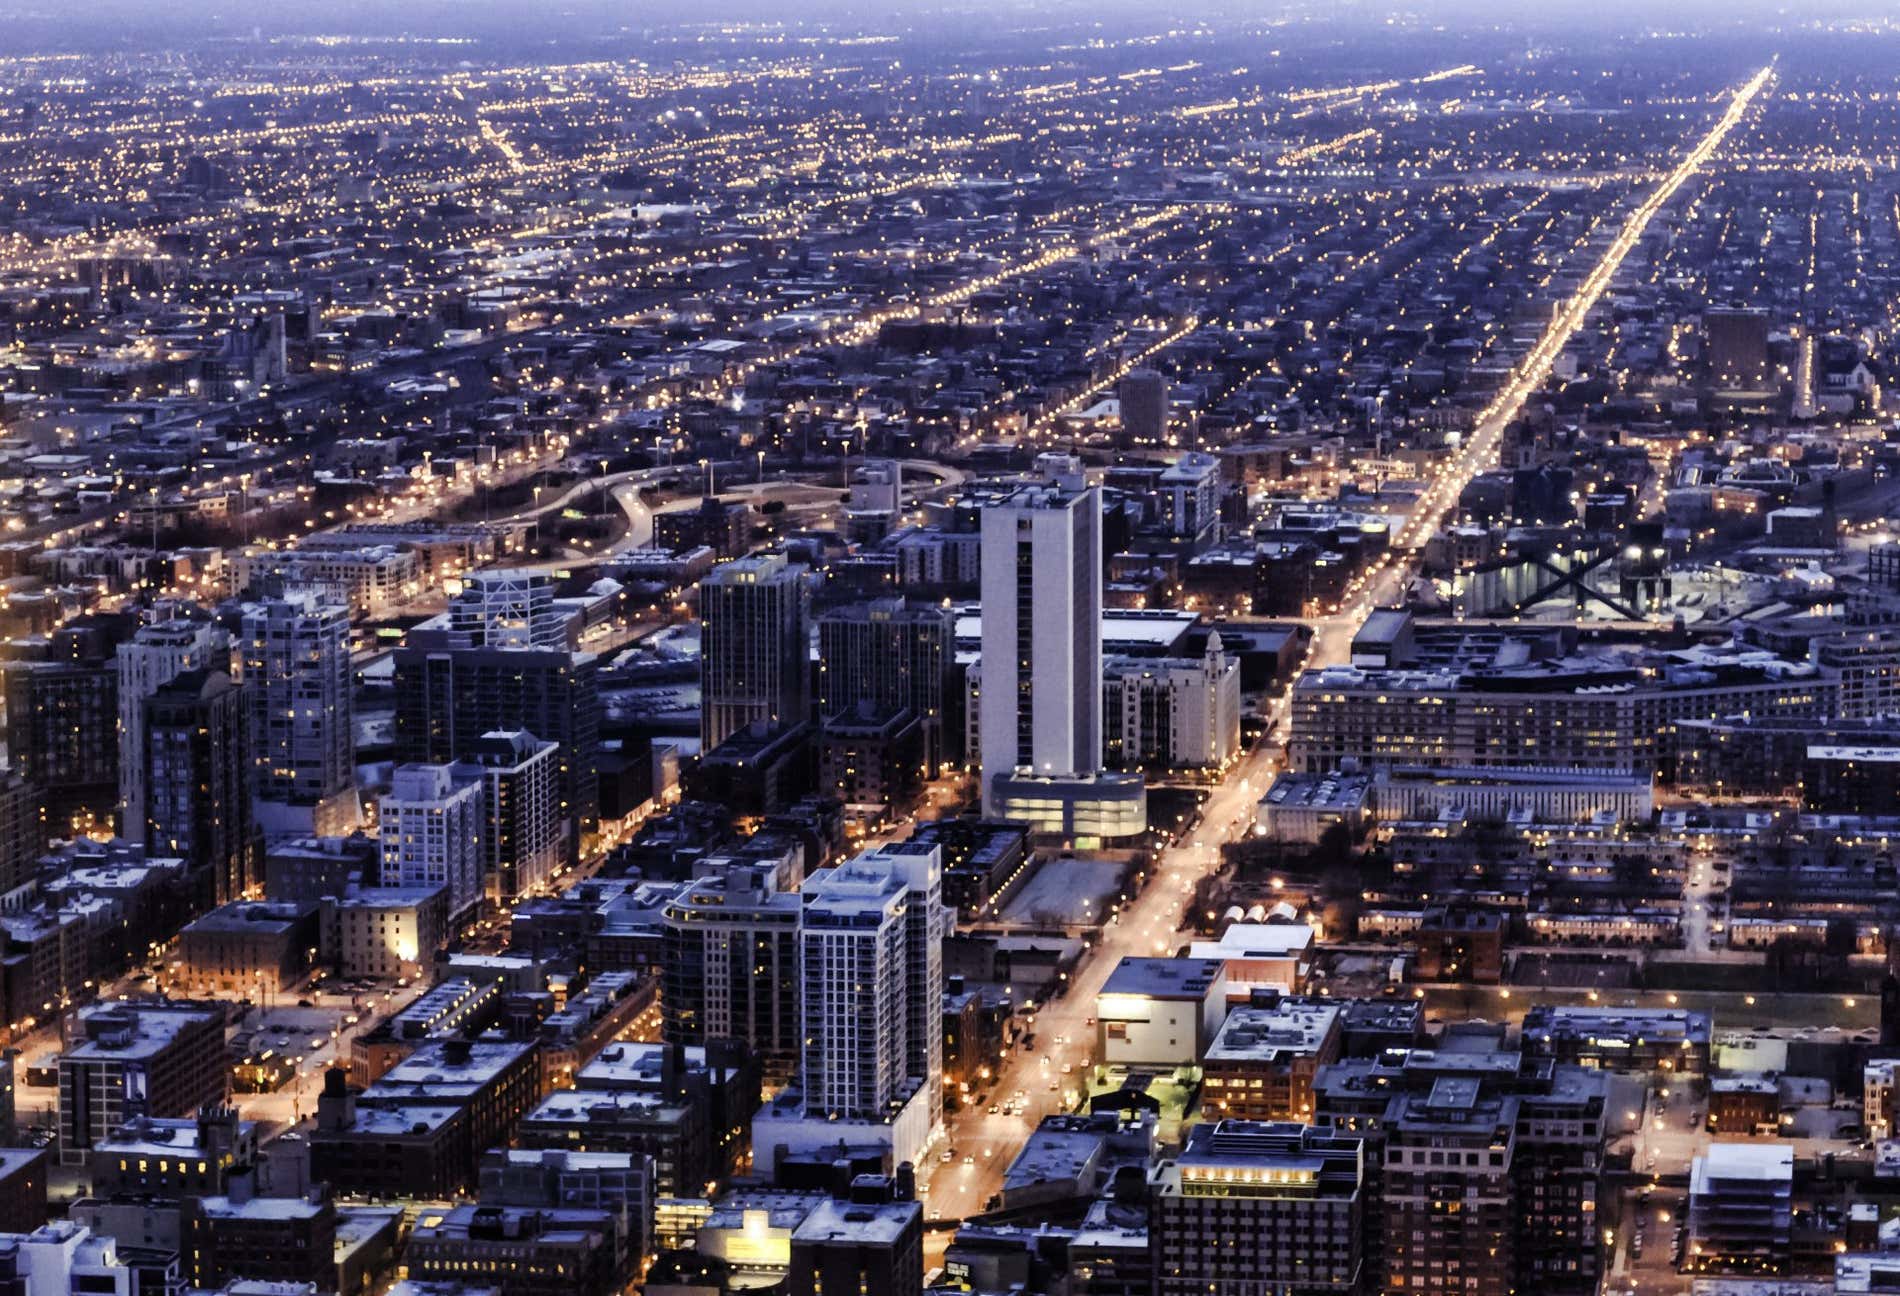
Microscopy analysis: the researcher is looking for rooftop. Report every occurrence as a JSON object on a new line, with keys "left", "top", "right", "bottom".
{"left": 1099, "top": 957, "right": 1224, "bottom": 1001}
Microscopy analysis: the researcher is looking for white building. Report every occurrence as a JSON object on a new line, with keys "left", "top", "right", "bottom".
{"left": 1158, "top": 451, "right": 1221, "bottom": 545}
{"left": 1189, "top": 923, "right": 1314, "bottom": 997}
{"left": 0, "top": 1222, "right": 141, "bottom": 1296}
{"left": 233, "top": 544, "right": 419, "bottom": 616}
{"left": 751, "top": 843, "right": 949, "bottom": 1175}
{"left": 116, "top": 617, "right": 226, "bottom": 846}
{"left": 978, "top": 471, "right": 1145, "bottom": 838}
{"left": 1689, "top": 1143, "right": 1793, "bottom": 1271}
{"left": 378, "top": 764, "right": 483, "bottom": 923}
{"left": 797, "top": 862, "right": 909, "bottom": 1120}
{"left": 1095, "top": 956, "right": 1227, "bottom": 1069}
{"left": 1103, "top": 635, "right": 1241, "bottom": 771}
{"left": 698, "top": 554, "right": 810, "bottom": 750}
{"left": 242, "top": 590, "right": 357, "bottom": 835}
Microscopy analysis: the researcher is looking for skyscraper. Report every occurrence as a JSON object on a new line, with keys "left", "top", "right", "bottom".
{"left": 393, "top": 628, "right": 600, "bottom": 863}
{"left": 448, "top": 569, "right": 568, "bottom": 649}
{"left": 816, "top": 598, "right": 958, "bottom": 776}
{"left": 979, "top": 475, "right": 1102, "bottom": 799}
{"left": 1118, "top": 367, "right": 1168, "bottom": 443}
{"left": 977, "top": 467, "right": 1145, "bottom": 836}
{"left": 118, "top": 618, "right": 227, "bottom": 846}
{"left": 3, "top": 653, "right": 119, "bottom": 838}
{"left": 797, "top": 842, "right": 948, "bottom": 1124}
{"left": 241, "top": 590, "right": 356, "bottom": 834}
{"left": 378, "top": 764, "right": 484, "bottom": 924}
{"left": 143, "top": 669, "right": 256, "bottom": 909}
{"left": 661, "top": 863, "right": 803, "bottom": 1083}
{"left": 796, "top": 865, "right": 908, "bottom": 1121}
{"left": 752, "top": 843, "right": 950, "bottom": 1174}
{"left": 455, "top": 729, "right": 562, "bottom": 904}
{"left": 699, "top": 554, "right": 811, "bottom": 750}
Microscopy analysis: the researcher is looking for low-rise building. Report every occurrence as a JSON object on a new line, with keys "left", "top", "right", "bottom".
{"left": 1689, "top": 1143, "right": 1793, "bottom": 1275}
{"left": 57, "top": 1002, "right": 229, "bottom": 1168}
{"left": 405, "top": 1204, "right": 626, "bottom": 1296}
{"left": 1150, "top": 1120, "right": 1366, "bottom": 1296}
{"left": 1095, "top": 958, "right": 1227, "bottom": 1070}
{"left": 1200, "top": 996, "right": 1342, "bottom": 1121}
{"left": 1522, "top": 1006, "right": 1713, "bottom": 1075}
{"left": 176, "top": 902, "right": 320, "bottom": 995}
{"left": 320, "top": 886, "right": 450, "bottom": 981}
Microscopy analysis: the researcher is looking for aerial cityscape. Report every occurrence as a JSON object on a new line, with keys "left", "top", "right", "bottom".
{"left": 0, "top": 2, "right": 1898, "bottom": 1294}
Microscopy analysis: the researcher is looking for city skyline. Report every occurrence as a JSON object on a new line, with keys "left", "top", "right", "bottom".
{"left": 0, "top": 6, "right": 1888, "bottom": 1296}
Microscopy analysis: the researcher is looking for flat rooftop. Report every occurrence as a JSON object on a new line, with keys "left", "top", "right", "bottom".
{"left": 1099, "top": 957, "right": 1223, "bottom": 1001}
{"left": 1205, "top": 1001, "right": 1341, "bottom": 1063}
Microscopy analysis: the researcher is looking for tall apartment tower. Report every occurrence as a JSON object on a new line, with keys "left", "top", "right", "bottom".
{"left": 1705, "top": 306, "right": 1772, "bottom": 391}
{"left": 391, "top": 620, "right": 600, "bottom": 864}
{"left": 978, "top": 471, "right": 1142, "bottom": 836}
{"left": 699, "top": 554, "right": 810, "bottom": 750}
{"left": 378, "top": 764, "right": 484, "bottom": 923}
{"left": 448, "top": 570, "right": 568, "bottom": 649}
{"left": 797, "top": 864, "right": 910, "bottom": 1121}
{"left": 1118, "top": 367, "right": 1168, "bottom": 443}
{"left": 851, "top": 841, "right": 950, "bottom": 1127}
{"left": 118, "top": 617, "right": 226, "bottom": 845}
{"left": 978, "top": 477, "right": 1102, "bottom": 807}
{"left": 241, "top": 590, "right": 356, "bottom": 834}
{"left": 816, "top": 598, "right": 957, "bottom": 775}
{"left": 4, "top": 654, "right": 120, "bottom": 837}
{"left": 455, "top": 729, "right": 562, "bottom": 904}
{"left": 143, "top": 670, "right": 256, "bottom": 909}
{"left": 661, "top": 864, "right": 803, "bottom": 1082}
{"left": 796, "top": 843, "right": 949, "bottom": 1126}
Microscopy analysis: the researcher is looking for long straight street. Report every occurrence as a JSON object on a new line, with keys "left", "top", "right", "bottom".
{"left": 924, "top": 61, "right": 1777, "bottom": 1239}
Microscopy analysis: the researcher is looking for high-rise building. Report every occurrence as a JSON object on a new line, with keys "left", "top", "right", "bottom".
{"left": 977, "top": 472, "right": 1145, "bottom": 837}
{"left": 448, "top": 569, "right": 569, "bottom": 649}
{"left": 240, "top": 590, "right": 356, "bottom": 834}
{"left": 1159, "top": 451, "right": 1222, "bottom": 545}
{"left": 1102, "top": 635, "right": 1242, "bottom": 771}
{"left": 455, "top": 729, "right": 563, "bottom": 903}
{"left": 0, "top": 776, "right": 45, "bottom": 898}
{"left": 392, "top": 637, "right": 599, "bottom": 861}
{"left": 117, "top": 618, "right": 226, "bottom": 846}
{"left": 699, "top": 554, "right": 810, "bottom": 750}
{"left": 796, "top": 844, "right": 948, "bottom": 1124}
{"left": 752, "top": 845, "right": 949, "bottom": 1175}
{"left": 1149, "top": 1120, "right": 1367, "bottom": 1296}
{"left": 142, "top": 669, "right": 255, "bottom": 909}
{"left": 661, "top": 864, "right": 802, "bottom": 1083}
{"left": 847, "top": 842, "right": 949, "bottom": 1125}
{"left": 378, "top": 764, "right": 484, "bottom": 923}
{"left": 817, "top": 598, "right": 958, "bottom": 776}
{"left": 796, "top": 865, "right": 908, "bottom": 1122}
{"left": 1705, "top": 306, "right": 1772, "bottom": 391}
{"left": 1118, "top": 367, "right": 1168, "bottom": 444}
{"left": 3, "top": 651, "right": 119, "bottom": 838}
